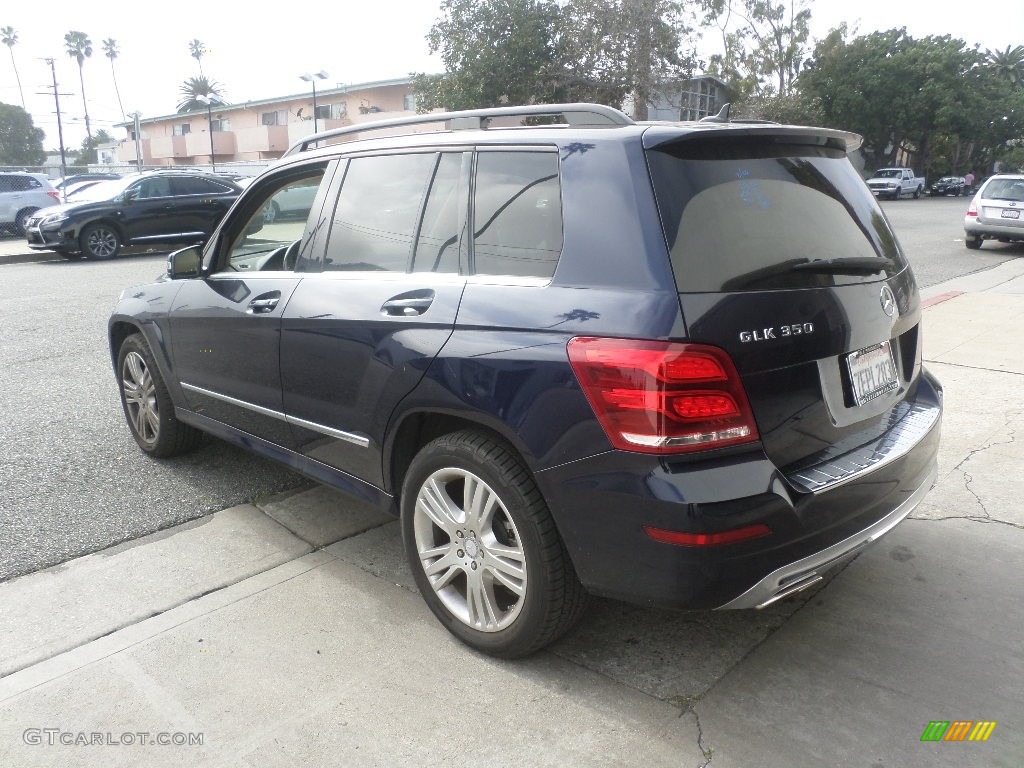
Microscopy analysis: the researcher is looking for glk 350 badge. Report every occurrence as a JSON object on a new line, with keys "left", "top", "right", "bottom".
{"left": 739, "top": 323, "right": 815, "bottom": 343}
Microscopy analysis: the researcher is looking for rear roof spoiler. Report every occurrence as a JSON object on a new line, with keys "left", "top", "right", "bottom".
{"left": 642, "top": 123, "right": 864, "bottom": 154}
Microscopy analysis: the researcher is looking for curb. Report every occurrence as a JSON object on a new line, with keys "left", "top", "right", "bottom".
{"left": 0, "top": 250, "right": 63, "bottom": 265}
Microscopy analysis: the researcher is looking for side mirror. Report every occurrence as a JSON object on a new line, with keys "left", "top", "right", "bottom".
{"left": 167, "top": 244, "right": 203, "bottom": 279}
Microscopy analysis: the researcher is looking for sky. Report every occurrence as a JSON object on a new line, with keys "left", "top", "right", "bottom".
{"left": 2, "top": 0, "right": 1022, "bottom": 152}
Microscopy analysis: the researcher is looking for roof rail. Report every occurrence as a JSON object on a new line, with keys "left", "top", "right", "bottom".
{"left": 283, "top": 103, "right": 634, "bottom": 157}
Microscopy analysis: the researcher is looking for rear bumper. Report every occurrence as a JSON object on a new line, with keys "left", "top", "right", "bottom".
{"left": 964, "top": 220, "right": 1024, "bottom": 240}
{"left": 535, "top": 370, "right": 942, "bottom": 610}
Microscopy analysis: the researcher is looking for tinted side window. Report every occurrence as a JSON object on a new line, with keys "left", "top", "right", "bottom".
{"left": 172, "top": 176, "right": 233, "bottom": 196}
{"left": 136, "top": 177, "right": 172, "bottom": 198}
{"left": 410, "top": 153, "right": 464, "bottom": 273}
{"left": 324, "top": 153, "right": 436, "bottom": 272}
{"left": 472, "top": 151, "right": 562, "bottom": 278}
{"left": 1, "top": 176, "right": 33, "bottom": 192}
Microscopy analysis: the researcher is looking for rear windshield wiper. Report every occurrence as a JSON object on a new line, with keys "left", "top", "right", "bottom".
{"left": 790, "top": 256, "right": 890, "bottom": 274}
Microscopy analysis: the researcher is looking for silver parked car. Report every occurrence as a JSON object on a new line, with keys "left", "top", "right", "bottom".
{"left": 0, "top": 172, "right": 60, "bottom": 235}
{"left": 964, "top": 174, "right": 1024, "bottom": 249}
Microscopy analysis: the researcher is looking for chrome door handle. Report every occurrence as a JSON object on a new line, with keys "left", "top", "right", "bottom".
{"left": 381, "top": 293, "right": 434, "bottom": 316}
{"left": 247, "top": 293, "right": 281, "bottom": 314}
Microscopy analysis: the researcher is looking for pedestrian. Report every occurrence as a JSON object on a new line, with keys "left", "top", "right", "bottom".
{"left": 965, "top": 171, "right": 975, "bottom": 189}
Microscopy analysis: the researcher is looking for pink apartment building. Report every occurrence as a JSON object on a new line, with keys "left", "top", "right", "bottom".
{"left": 117, "top": 77, "right": 417, "bottom": 167}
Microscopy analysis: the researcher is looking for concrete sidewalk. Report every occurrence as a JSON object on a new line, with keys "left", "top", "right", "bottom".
{"left": 1, "top": 259, "right": 1023, "bottom": 766}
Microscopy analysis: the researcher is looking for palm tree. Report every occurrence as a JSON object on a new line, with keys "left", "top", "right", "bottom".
{"left": 64, "top": 30, "right": 94, "bottom": 141}
{"left": 188, "top": 39, "right": 206, "bottom": 76}
{"left": 985, "top": 45, "right": 1024, "bottom": 88}
{"left": 177, "top": 76, "right": 224, "bottom": 112}
{"left": 102, "top": 38, "right": 125, "bottom": 122}
{"left": 1, "top": 26, "right": 24, "bottom": 109}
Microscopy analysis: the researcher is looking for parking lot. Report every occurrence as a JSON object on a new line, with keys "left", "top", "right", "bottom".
{"left": 0, "top": 196, "right": 1022, "bottom": 766}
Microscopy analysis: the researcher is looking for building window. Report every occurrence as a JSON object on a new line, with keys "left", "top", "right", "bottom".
{"left": 403, "top": 94, "right": 417, "bottom": 112}
{"left": 173, "top": 123, "right": 191, "bottom": 136}
{"left": 680, "top": 78, "right": 721, "bottom": 121}
{"left": 261, "top": 110, "right": 287, "bottom": 126}
{"left": 314, "top": 104, "right": 331, "bottom": 121}
{"left": 210, "top": 119, "right": 230, "bottom": 132}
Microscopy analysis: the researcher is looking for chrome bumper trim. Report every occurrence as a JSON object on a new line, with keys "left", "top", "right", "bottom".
{"left": 717, "top": 463, "right": 937, "bottom": 610}
{"left": 787, "top": 401, "right": 940, "bottom": 494}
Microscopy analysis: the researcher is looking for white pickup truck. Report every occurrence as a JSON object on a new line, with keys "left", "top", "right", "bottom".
{"left": 866, "top": 168, "right": 926, "bottom": 200}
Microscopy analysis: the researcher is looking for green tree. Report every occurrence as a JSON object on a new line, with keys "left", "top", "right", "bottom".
{"left": 177, "top": 76, "right": 224, "bottom": 112}
{"left": 700, "top": 0, "right": 811, "bottom": 98}
{"left": 2, "top": 26, "right": 25, "bottom": 109}
{"left": 102, "top": 38, "right": 125, "bottom": 121}
{"left": 985, "top": 45, "right": 1024, "bottom": 88}
{"left": 0, "top": 102, "right": 45, "bottom": 165}
{"left": 412, "top": 0, "right": 562, "bottom": 112}
{"left": 64, "top": 30, "right": 93, "bottom": 142}
{"left": 558, "top": 0, "right": 696, "bottom": 118}
{"left": 74, "top": 128, "right": 114, "bottom": 164}
{"left": 801, "top": 28, "right": 1024, "bottom": 177}
{"left": 188, "top": 38, "right": 206, "bottom": 76}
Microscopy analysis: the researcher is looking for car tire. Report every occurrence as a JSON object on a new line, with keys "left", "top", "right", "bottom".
{"left": 14, "top": 207, "right": 38, "bottom": 236}
{"left": 117, "top": 333, "right": 203, "bottom": 458}
{"left": 965, "top": 236, "right": 982, "bottom": 250}
{"left": 80, "top": 222, "right": 121, "bottom": 260}
{"left": 913, "top": 186, "right": 922, "bottom": 199}
{"left": 263, "top": 201, "right": 280, "bottom": 224}
{"left": 401, "top": 430, "right": 587, "bottom": 658}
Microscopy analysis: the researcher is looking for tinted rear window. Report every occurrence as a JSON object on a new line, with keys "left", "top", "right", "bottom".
{"left": 647, "top": 138, "right": 907, "bottom": 292}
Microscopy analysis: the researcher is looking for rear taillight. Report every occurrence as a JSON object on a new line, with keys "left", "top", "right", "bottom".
{"left": 46, "top": 190, "right": 60, "bottom": 202}
{"left": 567, "top": 337, "right": 759, "bottom": 454}
{"left": 966, "top": 205, "right": 977, "bottom": 217}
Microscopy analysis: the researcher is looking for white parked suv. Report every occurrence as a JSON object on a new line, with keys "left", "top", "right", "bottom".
{"left": 0, "top": 172, "right": 60, "bottom": 235}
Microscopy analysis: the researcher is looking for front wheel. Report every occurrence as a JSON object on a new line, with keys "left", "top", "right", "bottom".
{"left": 401, "top": 431, "right": 586, "bottom": 658}
{"left": 14, "top": 207, "right": 39, "bottom": 235}
{"left": 80, "top": 222, "right": 121, "bottom": 260}
{"left": 117, "top": 334, "right": 202, "bottom": 457}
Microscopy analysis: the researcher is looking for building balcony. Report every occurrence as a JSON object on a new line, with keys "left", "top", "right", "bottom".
{"left": 235, "top": 125, "right": 290, "bottom": 154}
{"left": 149, "top": 136, "right": 190, "bottom": 160}
{"left": 184, "top": 131, "right": 237, "bottom": 158}
{"left": 117, "top": 139, "right": 152, "bottom": 165}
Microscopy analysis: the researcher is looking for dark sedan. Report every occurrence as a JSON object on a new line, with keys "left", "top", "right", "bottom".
{"left": 25, "top": 172, "right": 241, "bottom": 260}
{"left": 929, "top": 176, "right": 965, "bottom": 197}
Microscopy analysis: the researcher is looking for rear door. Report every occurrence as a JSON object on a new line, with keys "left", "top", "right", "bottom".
{"left": 280, "top": 150, "right": 470, "bottom": 487}
{"left": 645, "top": 132, "right": 924, "bottom": 474}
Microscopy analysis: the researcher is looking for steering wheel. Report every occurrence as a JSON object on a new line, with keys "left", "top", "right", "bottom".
{"left": 282, "top": 238, "right": 302, "bottom": 270}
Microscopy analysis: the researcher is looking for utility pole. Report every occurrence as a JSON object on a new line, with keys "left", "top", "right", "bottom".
{"left": 41, "top": 58, "right": 71, "bottom": 183}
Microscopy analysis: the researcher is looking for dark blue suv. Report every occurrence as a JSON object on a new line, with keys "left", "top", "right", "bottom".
{"left": 109, "top": 104, "right": 942, "bottom": 657}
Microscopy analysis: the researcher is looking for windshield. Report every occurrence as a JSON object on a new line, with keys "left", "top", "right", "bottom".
{"left": 68, "top": 176, "right": 138, "bottom": 202}
{"left": 647, "top": 138, "right": 907, "bottom": 292}
{"left": 938, "top": 177, "right": 961, "bottom": 183}
{"left": 874, "top": 169, "right": 902, "bottom": 178}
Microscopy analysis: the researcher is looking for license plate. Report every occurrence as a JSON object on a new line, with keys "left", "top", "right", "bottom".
{"left": 846, "top": 341, "right": 899, "bottom": 406}
{"left": 1001, "top": 209, "right": 1020, "bottom": 219}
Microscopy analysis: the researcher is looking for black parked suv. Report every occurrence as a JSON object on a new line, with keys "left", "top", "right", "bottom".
{"left": 26, "top": 170, "right": 241, "bottom": 259}
{"left": 108, "top": 104, "right": 942, "bottom": 657}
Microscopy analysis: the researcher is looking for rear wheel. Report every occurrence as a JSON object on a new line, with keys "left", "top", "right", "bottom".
{"left": 14, "top": 207, "right": 38, "bottom": 235}
{"left": 913, "top": 186, "right": 922, "bottom": 199}
{"left": 80, "top": 223, "right": 121, "bottom": 260}
{"left": 117, "top": 333, "right": 202, "bottom": 457}
{"left": 401, "top": 431, "right": 586, "bottom": 658}
{"left": 965, "top": 236, "right": 982, "bottom": 250}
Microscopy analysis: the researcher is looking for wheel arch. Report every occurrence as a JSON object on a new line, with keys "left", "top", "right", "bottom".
{"left": 384, "top": 410, "right": 535, "bottom": 505}
{"left": 79, "top": 217, "right": 127, "bottom": 246}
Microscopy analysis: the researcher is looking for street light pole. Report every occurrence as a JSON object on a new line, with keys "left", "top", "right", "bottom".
{"left": 299, "top": 70, "right": 329, "bottom": 134}
{"left": 129, "top": 111, "right": 143, "bottom": 170}
{"left": 196, "top": 95, "right": 216, "bottom": 172}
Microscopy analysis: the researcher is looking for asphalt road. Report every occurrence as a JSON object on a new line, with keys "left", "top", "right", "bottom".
{"left": 0, "top": 196, "right": 1021, "bottom": 583}
{"left": 0, "top": 251, "right": 309, "bottom": 582}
